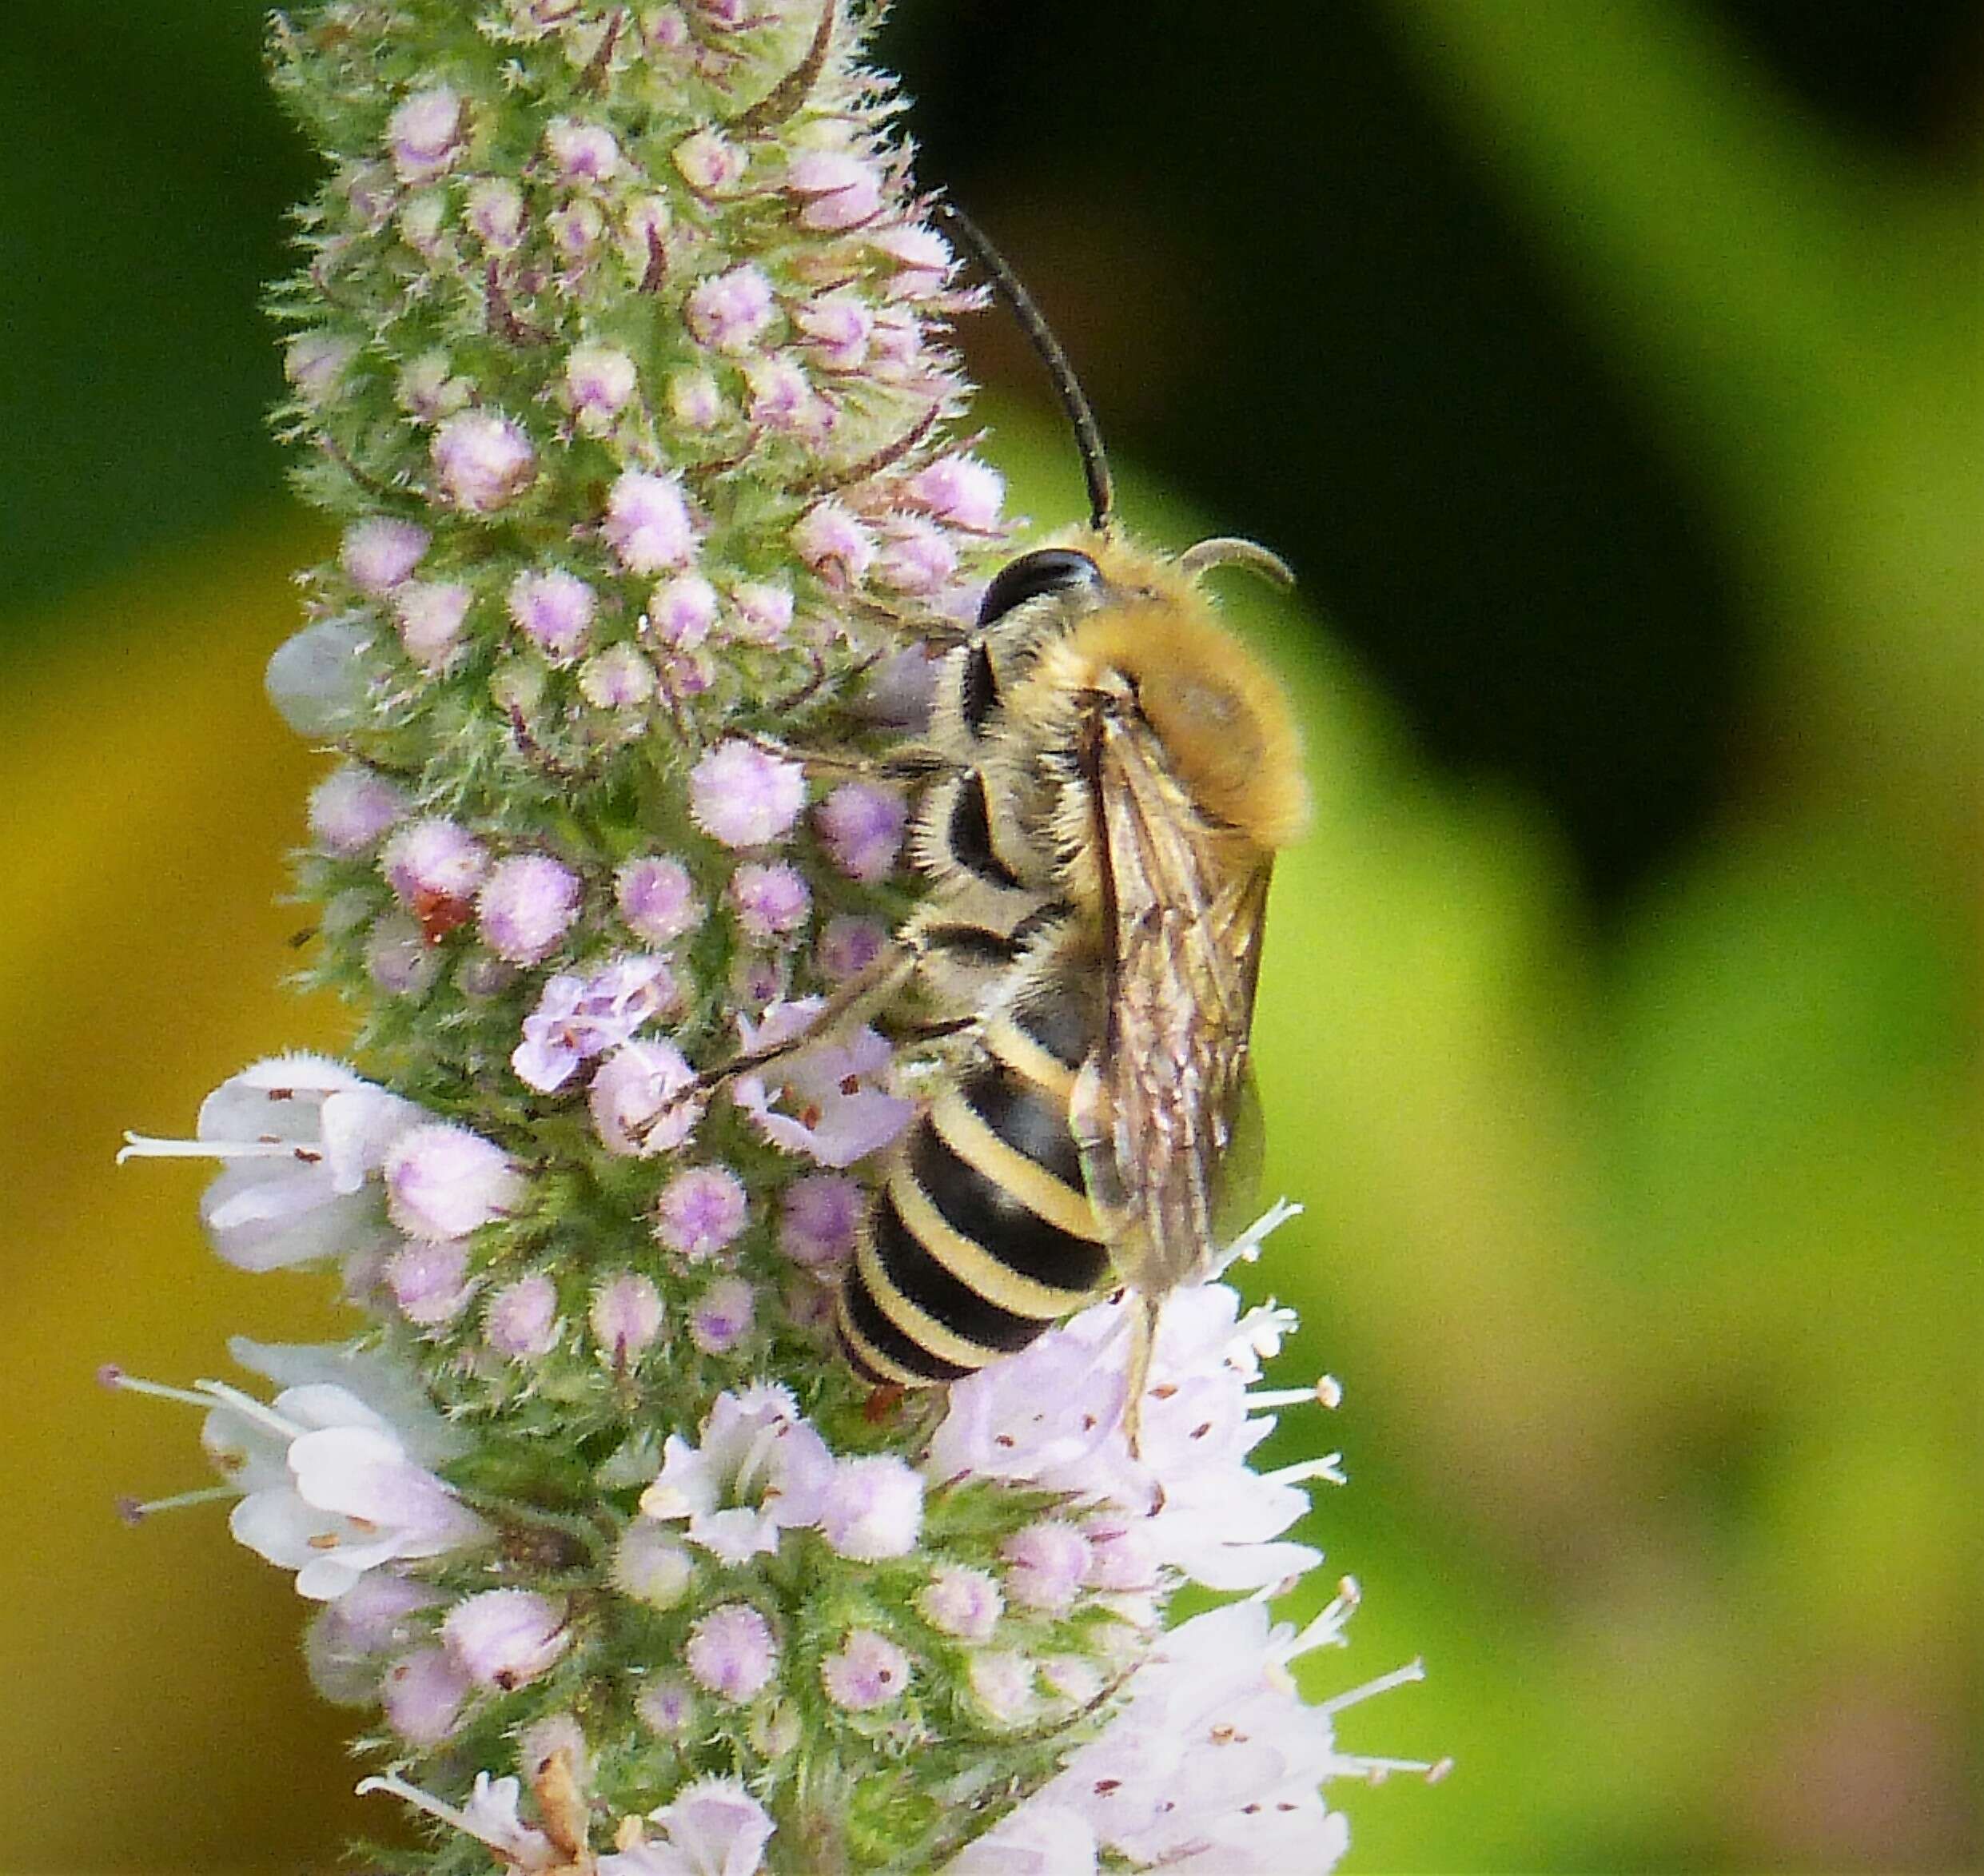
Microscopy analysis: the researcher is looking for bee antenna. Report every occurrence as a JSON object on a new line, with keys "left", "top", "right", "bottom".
{"left": 938, "top": 200, "right": 1114, "bottom": 533}
{"left": 1177, "top": 536, "right": 1296, "bottom": 588}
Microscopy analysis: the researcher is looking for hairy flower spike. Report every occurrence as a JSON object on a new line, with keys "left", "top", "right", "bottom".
{"left": 114, "top": 7, "right": 1424, "bottom": 1871}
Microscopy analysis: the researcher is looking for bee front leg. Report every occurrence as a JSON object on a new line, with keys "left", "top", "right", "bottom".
{"left": 739, "top": 729, "right": 959, "bottom": 785}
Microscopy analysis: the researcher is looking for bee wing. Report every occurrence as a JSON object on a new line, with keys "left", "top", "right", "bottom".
{"left": 1070, "top": 707, "right": 1274, "bottom": 1302}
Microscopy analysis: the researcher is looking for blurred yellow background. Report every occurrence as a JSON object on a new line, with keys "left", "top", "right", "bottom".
{"left": 2, "top": 2, "right": 1977, "bottom": 1871}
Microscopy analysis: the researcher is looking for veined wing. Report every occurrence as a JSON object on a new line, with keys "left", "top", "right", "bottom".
{"left": 1070, "top": 703, "right": 1274, "bottom": 1301}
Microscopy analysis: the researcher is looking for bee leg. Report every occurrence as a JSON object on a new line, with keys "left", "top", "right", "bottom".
{"left": 738, "top": 729, "right": 960, "bottom": 785}
{"left": 1120, "top": 1292, "right": 1162, "bottom": 1465}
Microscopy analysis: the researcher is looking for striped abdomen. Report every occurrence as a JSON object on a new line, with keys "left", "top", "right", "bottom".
{"left": 837, "top": 986, "right": 1110, "bottom": 1387}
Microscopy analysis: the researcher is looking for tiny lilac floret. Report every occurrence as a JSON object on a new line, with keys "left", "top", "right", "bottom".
{"left": 564, "top": 341, "right": 637, "bottom": 428}
{"left": 392, "top": 580, "right": 473, "bottom": 671}
{"left": 385, "top": 1239, "right": 476, "bottom": 1326}
{"left": 654, "top": 1165, "right": 749, "bottom": 1261}
{"left": 308, "top": 765, "right": 408, "bottom": 856}
{"left": 386, "top": 86, "right": 464, "bottom": 183}
{"left": 636, "top": 1676, "right": 696, "bottom": 1738}
{"left": 821, "top": 1454, "right": 924, "bottom": 1561}
{"left": 906, "top": 453, "right": 1006, "bottom": 532}
{"left": 792, "top": 293, "right": 873, "bottom": 371}
{"left": 777, "top": 1173, "right": 863, "bottom": 1268}
{"left": 685, "top": 263, "right": 775, "bottom": 353}
{"left": 729, "top": 579, "right": 794, "bottom": 645}
{"left": 687, "top": 739, "right": 807, "bottom": 848}
{"left": 284, "top": 331, "right": 356, "bottom": 403}
{"left": 616, "top": 855, "right": 702, "bottom": 943}
{"left": 603, "top": 470, "right": 694, "bottom": 573}
{"left": 465, "top": 177, "right": 526, "bottom": 250}
{"left": 340, "top": 516, "right": 428, "bottom": 595}
{"left": 689, "top": 1276, "right": 755, "bottom": 1354}
{"left": 673, "top": 127, "right": 748, "bottom": 195}
{"left": 507, "top": 568, "right": 596, "bottom": 662}
{"left": 667, "top": 366, "right": 724, "bottom": 429}
{"left": 432, "top": 411, "right": 536, "bottom": 513}
{"left": 818, "top": 914, "right": 889, "bottom": 982}
{"left": 729, "top": 861, "right": 811, "bottom": 942}
{"left": 1001, "top": 1520, "right": 1094, "bottom": 1615}
{"left": 588, "top": 1038, "right": 702, "bottom": 1157}
{"left": 589, "top": 1273, "right": 665, "bottom": 1364}
{"left": 785, "top": 149, "right": 883, "bottom": 231}
{"left": 792, "top": 500, "right": 876, "bottom": 587}
{"left": 442, "top": 1588, "right": 568, "bottom": 1690}
{"left": 383, "top": 1646, "right": 472, "bottom": 1746}
{"left": 612, "top": 1523, "right": 695, "bottom": 1609}
{"left": 476, "top": 852, "right": 582, "bottom": 964}
{"left": 484, "top": 1273, "right": 560, "bottom": 1359}
{"left": 382, "top": 1123, "right": 523, "bottom": 1241}
{"left": 874, "top": 517, "right": 958, "bottom": 595}
{"left": 821, "top": 1629, "right": 910, "bottom": 1712}
{"left": 918, "top": 1565, "right": 1003, "bottom": 1643}
{"left": 366, "top": 913, "right": 442, "bottom": 995}
{"left": 544, "top": 115, "right": 620, "bottom": 183}
{"left": 579, "top": 643, "right": 658, "bottom": 708}
{"left": 647, "top": 572, "right": 719, "bottom": 648}
{"left": 685, "top": 1602, "right": 776, "bottom": 1701}
{"left": 816, "top": 782, "right": 906, "bottom": 882}
{"left": 382, "top": 817, "right": 490, "bottom": 907}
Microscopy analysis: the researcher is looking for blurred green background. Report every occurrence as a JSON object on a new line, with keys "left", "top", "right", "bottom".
{"left": 4, "top": 2, "right": 1977, "bottom": 1870}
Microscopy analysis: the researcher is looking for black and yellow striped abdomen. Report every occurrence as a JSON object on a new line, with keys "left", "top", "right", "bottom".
{"left": 837, "top": 986, "right": 1110, "bottom": 1387}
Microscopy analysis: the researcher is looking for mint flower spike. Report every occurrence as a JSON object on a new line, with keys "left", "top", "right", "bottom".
{"left": 112, "top": 2, "right": 1438, "bottom": 1869}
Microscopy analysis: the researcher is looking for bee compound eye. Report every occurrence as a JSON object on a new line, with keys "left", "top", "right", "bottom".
{"left": 974, "top": 548, "right": 1104, "bottom": 627}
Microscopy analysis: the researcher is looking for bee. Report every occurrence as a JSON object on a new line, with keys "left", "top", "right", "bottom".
{"left": 822, "top": 208, "right": 1311, "bottom": 1433}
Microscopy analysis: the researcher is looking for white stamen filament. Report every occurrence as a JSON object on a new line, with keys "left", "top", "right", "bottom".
{"left": 1264, "top": 1453, "right": 1348, "bottom": 1488}
{"left": 117, "top": 1131, "right": 307, "bottom": 1165}
{"left": 1337, "top": 1751, "right": 1452, "bottom": 1785}
{"left": 193, "top": 1378, "right": 306, "bottom": 1442}
{"left": 1318, "top": 1657, "right": 1425, "bottom": 1715}
{"left": 126, "top": 1485, "right": 237, "bottom": 1519}
{"left": 1213, "top": 1197, "right": 1305, "bottom": 1273}
{"left": 357, "top": 1774, "right": 508, "bottom": 1851}
{"left": 102, "top": 1372, "right": 215, "bottom": 1410}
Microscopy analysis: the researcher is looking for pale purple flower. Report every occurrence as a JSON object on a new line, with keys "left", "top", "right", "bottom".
{"left": 673, "top": 127, "right": 748, "bottom": 196}
{"left": 265, "top": 619, "right": 373, "bottom": 735}
{"left": 943, "top": 1804, "right": 1098, "bottom": 1876}
{"left": 817, "top": 914, "right": 888, "bottom": 983}
{"left": 512, "top": 955, "right": 677, "bottom": 1091}
{"left": 600, "top": 1775, "right": 776, "bottom": 1876}
{"left": 791, "top": 500, "right": 875, "bottom": 587}
{"left": 777, "top": 1173, "right": 863, "bottom": 1268}
{"left": 1018, "top": 1601, "right": 1360, "bottom": 1874}
{"left": 392, "top": 579, "right": 474, "bottom": 671}
{"left": 564, "top": 341, "right": 638, "bottom": 429}
{"left": 667, "top": 365, "right": 724, "bottom": 430}
{"left": 544, "top": 115, "right": 620, "bottom": 182}
{"left": 385, "top": 1238, "right": 476, "bottom": 1326}
{"left": 203, "top": 1379, "right": 491, "bottom": 1599}
{"left": 820, "top": 1454, "right": 924, "bottom": 1561}
{"left": 548, "top": 194, "right": 606, "bottom": 261}
{"left": 284, "top": 331, "right": 356, "bottom": 404}
{"left": 604, "top": 469, "right": 694, "bottom": 573}
{"left": 729, "top": 580, "right": 793, "bottom": 645}
{"left": 305, "top": 1570, "right": 444, "bottom": 1704}
{"left": 792, "top": 294, "right": 873, "bottom": 371}
{"left": 871, "top": 221, "right": 954, "bottom": 299}
{"left": 456, "top": 948, "right": 517, "bottom": 999}
{"left": 580, "top": 643, "right": 659, "bottom": 708}
{"left": 1001, "top": 1520, "right": 1093, "bottom": 1614}
{"left": 687, "top": 739, "right": 807, "bottom": 848}
{"left": 874, "top": 517, "right": 958, "bottom": 595}
{"left": 508, "top": 568, "right": 596, "bottom": 662}
{"left": 383, "top": 1645, "right": 472, "bottom": 1744}
{"left": 341, "top": 516, "right": 428, "bottom": 595}
{"left": 968, "top": 1651, "right": 1039, "bottom": 1727}
{"left": 689, "top": 1276, "right": 755, "bottom": 1355}
{"left": 477, "top": 852, "right": 582, "bottom": 964}
{"left": 906, "top": 454, "right": 1005, "bottom": 532}
{"left": 383, "top": 816, "right": 490, "bottom": 908}
{"left": 484, "top": 1273, "right": 560, "bottom": 1358}
{"left": 443, "top": 1587, "right": 569, "bottom": 1690}
{"left": 359, "top": 1770, "right": 562, "bottom": 1871}
{"left": 397, "top": 193, "right": 448, "bottom": 257}
{"left": 307, "top": 763, "right": 408, "bottom": 855}
{"left": 742, "top": 355, "right": 820, "bottom": 436}
{"left": 686, "top": 263, "right": 775, "bottom": 352}
{"left": 728, "top": 861, "right": 811, "bottom": 942}
{"left": 638, "top": 1385, "right": 832, "bottom": 1565}
{"left": 432, "top": 410, "right": 536, "bottom": 512}
{"left": 466, "top": 177, "right": 526, "bottom": 249}
{"left": 612, "top": 1523, "right": 695, "bottom": 1609}
{"left": 590, "top": 1272, "right": 665, "bottom": 1364}
{"left": 588, "top": 1038, "right": 703, "bottom": 1157}
{"left": 654, "top": 1165, "right": 748, "bottom": 1261}
{"left": 815, "top": 782, "right": 906, "bottom": 882}
{"left": 821, "top": 1629, "right": 910, "bottom": 1712}
{"left": 387, "top": 86, "right": 464, "bottom": 183}
{"left": 785, "top": 149, "right": 883, "bottom": 231}
{"left": 617, "top": 190, "right": 671, "bottom": 270}
{"left": 118, "top": 1054, "right": 421, "bottom": 1273}
{"left": 684, "top": 1603, "right": 776, "bottom": 1701}
{"left": 396, "top": 349, "right": 472, "bottom": 420}
{"left": 366, "top": 912, "right": 444, "bottom": 994}
{"left": 616, "top": 855, "right": 703, "bottom": 944}
{"left": 648, "top": 572, "right": 719, "bottom": 648}
{"left": 918, "top": 1565, "right": 1002, "bottom": 1643}
{"left": 637, "top": 1675, "right": 697, "bottom": 1738}
{"left": 383, "top": 1122, "right": 524, "bottom": 1241}
{"left": 731, "top": 1001, "right": 912, "bottom": 1168}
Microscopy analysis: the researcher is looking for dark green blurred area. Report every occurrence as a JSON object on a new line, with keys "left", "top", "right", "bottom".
{"left": 3, "top": 4, "right": 1978, "bottom": 1873}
